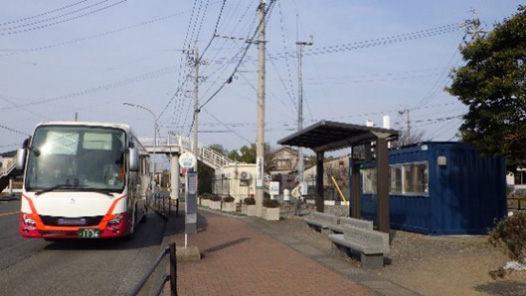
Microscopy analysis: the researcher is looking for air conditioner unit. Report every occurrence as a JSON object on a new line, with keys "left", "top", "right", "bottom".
{"left": 239, "top": 171, "right": 251, "bottom": 181}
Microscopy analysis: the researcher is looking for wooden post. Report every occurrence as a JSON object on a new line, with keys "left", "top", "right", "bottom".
{"left": 316, "top": 151, "right": 324, "bottom": 212}
{"left": 351, "top": 155, "right": 361, "bottom": 219}
{"left": 376, "top": 136, "right": 390, "bottom": 234}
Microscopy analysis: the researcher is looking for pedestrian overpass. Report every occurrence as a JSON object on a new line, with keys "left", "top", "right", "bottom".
{"left": 140, "top": 134, "right": 232, "bottom": 170}
{"left": 140, "top": 134, "right": 236, "bottom": 200}
{"left": 140, "top": 134, "right": 269, "bottom": 199}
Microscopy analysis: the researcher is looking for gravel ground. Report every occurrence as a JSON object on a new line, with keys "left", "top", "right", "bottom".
{"left": 252, "top": 204, "right": 526, "bottom": 296}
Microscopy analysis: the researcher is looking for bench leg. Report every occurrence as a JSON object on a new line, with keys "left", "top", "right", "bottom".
{"left": 331, "top": 243, "right": 350, "bottom": 258}
{"left": 321, "top": 228, "right": 332, "bottom": 235}
{"left": 360, "top": 253, "right": 384, "bottom": 269}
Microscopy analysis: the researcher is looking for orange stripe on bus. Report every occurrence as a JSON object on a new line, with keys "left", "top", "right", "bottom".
{"left": 99, "top": 194, "right": 126, "bottom": 230}
{"left": 22, "top": 193, "right": 127, "bottom": 232}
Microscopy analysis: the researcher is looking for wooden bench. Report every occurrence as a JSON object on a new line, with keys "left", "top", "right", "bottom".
{"left": 303, "top": 212, "right": 338, "bottom": 234}
{"left": 328, "top": 224, "right": 389, "bottom": 269}
{"left": 327, "top": 216, "right": 373, "bottom": 233}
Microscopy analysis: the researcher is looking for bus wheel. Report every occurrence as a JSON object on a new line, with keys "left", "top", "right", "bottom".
{"left": 140, "top": 205, "right": 147, "bottom": 223}
{"left": 123, "top": 214, "right": 136, "bottom": 241}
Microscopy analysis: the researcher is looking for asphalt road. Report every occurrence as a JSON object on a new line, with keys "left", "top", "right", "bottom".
{"left": 0, "top": 197, "right": 167, "bottom": 296}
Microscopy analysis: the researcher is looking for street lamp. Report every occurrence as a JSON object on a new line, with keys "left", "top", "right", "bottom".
{"left": 123, "top": 102, "right": 157, "bottom": 197}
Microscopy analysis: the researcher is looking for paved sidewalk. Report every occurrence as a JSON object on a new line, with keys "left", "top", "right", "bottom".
{"left": 159, "top": 205, "right": 418, "bottom": 296}
{"left": 165, "top": 208, "right": 368, "bottom": 296}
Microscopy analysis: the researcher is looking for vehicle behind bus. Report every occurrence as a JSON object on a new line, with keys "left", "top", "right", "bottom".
{"left": 16, "top": 122, "right": 151, "bottom": 240}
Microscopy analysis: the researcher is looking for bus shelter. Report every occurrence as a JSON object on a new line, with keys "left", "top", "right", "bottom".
{"left": 278, "top": 120, "right": 399, "bottom": 233}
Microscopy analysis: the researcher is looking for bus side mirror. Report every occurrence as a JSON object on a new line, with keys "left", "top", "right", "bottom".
{"left": 16, "top": 148, "right": 26, "bottom": 170}
{"left": 129, "top": 147, "right": 139, "bottom": 171}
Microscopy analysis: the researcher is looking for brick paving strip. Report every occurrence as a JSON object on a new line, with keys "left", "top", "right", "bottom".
{"left": 162, "top": 207, "right": 419, "bottom": 296}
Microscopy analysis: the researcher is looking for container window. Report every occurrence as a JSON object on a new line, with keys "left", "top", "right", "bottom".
{"left": 390, "top": 165, "right": 403, "bottom": 193}
{"left": 402, "top": 162, "right": 429, "bottom": 195}
{"left": 361, "top": 168, "right": 377, "bottom": 194}
{"left": 361, "top": 162, "right": 428, "bottom": 196}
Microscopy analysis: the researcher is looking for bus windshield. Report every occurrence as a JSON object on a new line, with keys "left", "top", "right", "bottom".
{"left": 25, "top": 125, "right": 126, "bottom": 193}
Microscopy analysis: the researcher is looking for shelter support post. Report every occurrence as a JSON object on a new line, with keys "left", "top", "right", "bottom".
{"left": 316, "top": 151, "right": 324, "bottom": 212}
{"left": 350, "top": 155, "right": 361, "bottom": 219}
{"left": 375, "top": 135, "right": 390, "bottom": 234}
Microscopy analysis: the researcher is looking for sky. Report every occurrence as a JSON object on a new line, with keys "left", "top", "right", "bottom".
{"left": 0, "top": 0, "right": 524, "bottom": 158}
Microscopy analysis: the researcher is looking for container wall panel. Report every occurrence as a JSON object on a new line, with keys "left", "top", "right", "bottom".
{"left": 357, "top": 142, "right": 506, "bottom": 235}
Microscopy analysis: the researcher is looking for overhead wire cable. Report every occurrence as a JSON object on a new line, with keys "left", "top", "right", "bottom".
{"left": 0, "top": 0, "right": 90, "bottom": 26}
{"left": 1, "top": 0, "right": 131, "bottom": 36}
{"left": 199, "top": 2, "right": 258, "bottom": 98}
{"left": 1, "top": 0, "right": 114, "bottom": 32}
{"left": 275, "top": 0, "right": 297, "bottom": 110}
{"left": 0, "top": 123, "right": 31, "bottom": 136}
{"left": 176, "top": 0, "right": 207, "bottom": 136}
{"left": 264, "top": 23, "right": 463, "bottom": 61}
{"left": 165, "top": 0, "right": 201, "bottom": 135}
{"left": 198, "top": 0, "right": 277, "bottom": 110}
{"left": 0, "top": 5, "right": 210, "bottom": 58}
{"left": 413, "top": 43, "right": 463, "bottom": 109}
{"left": 0, "top": 64, "right": 182, "bottom": 110}
{"left": 157, "top": 0, "right": 228, "bottom": 122}
{"left": 201, "top": 107, "right": 252, "bottom": 143}
{"left": 195, "top": 0, "right": 211, "bottom": 44}
{"left": 0, "top": 93, "right": 50, "bottom": 120}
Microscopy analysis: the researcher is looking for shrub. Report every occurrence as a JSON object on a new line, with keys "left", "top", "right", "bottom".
{"left": 223, "top": 196, "right": 235, "bottom": 203}
{"left": 263, "top": 199, "right": 280, "bottom": 208}
{"left": 209, "top": 195, "right": 222, "bottom": 202}
{"left": 200, "top": 193, "right": 211, "bottom": 200}
{"left": 487, "top": 212, "right": 526, "bottom": 278}
{"left": 244, "top": 197, "right": 255, "bottom": 205}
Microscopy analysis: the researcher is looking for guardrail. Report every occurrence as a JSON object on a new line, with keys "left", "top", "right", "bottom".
{"left": 130, "top": 243, "right": 177, "bottom": 296}
{"left": 149, "top": 190, "right": 178, "bottom": 219}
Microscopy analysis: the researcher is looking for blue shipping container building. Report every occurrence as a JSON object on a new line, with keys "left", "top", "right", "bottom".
{"left": 357, "top": 142, "right": 507, "bottom": 235}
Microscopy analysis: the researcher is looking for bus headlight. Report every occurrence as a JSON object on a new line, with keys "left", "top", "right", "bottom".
{"left": 108, "top": 214, "right": 123, "bottom": 226}
{"left": 23, "top": 214, "right": 36, "bottom": 226}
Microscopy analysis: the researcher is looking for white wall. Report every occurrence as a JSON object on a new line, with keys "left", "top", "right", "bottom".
{"left": 214, "top": 163, "right": 257, "bottom": 203}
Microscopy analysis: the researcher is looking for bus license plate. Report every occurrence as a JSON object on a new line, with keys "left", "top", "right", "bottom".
{"left": 78, "top": 228, "right": 100, "bottom": 238}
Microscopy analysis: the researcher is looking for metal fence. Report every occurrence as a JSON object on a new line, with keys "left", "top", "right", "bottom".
{"left": 129, "top": 243, "right": 177, "bottom": 296}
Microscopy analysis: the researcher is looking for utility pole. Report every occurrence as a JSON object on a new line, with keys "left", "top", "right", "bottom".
{"left": 398, "top": 109, "right": 411, "bottom": 144}
{"left": 463, "top": 8, "right": 487, "bottom": 43}
{"left": 255, "top": 0, "right": 267, "bottom": 217}
{"left": 184, "top": 46, "right": 204, "bottom": 173}
{"left": 296, "top": 39, "right": 313, "bottom": 185}
{"left": 193, "top": 46, "right": 200, "bottom": 173}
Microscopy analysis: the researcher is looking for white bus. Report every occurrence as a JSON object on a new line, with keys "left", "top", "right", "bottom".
{"left": 16, "top": 122, "right": 151, "bottom": 239}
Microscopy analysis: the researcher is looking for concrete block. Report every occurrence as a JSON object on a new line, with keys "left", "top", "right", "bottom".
{"left": 176, "top": 246, "right": 201, "bottom": 261}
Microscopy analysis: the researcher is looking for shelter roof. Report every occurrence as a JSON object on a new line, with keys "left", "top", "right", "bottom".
{"left": 278, "top": 120, "right": 399, "bottom": 152}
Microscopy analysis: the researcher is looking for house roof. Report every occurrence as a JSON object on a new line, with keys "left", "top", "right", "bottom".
{"left": 271, "top": 146, "right": 298, "bottom": 157}
{"left": 0, "top": 150, "right": 17, "bottom": 157}
{"left": 278, "top": 120, "right": 399, "bottom": 153}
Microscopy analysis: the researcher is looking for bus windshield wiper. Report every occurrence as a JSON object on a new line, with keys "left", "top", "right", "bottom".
{"left": 75, "top": 187, "right": 114, "bottom": 197}
{"left": 35, "top": 184, "right": 114, "bottom": 197}
{"left": 35, "top": 184, "right": 76, "bottom": 196}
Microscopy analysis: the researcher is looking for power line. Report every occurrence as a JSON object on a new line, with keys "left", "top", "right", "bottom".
{"left": 201, "top": 108, "right": 252, "bottom": 143}
{"left": 172, "top": 103, "right": 463, "bottom": 131}
{"left": 0, "top": 6, "right": 203, "bottom": 58}
{"left": 157, "top": 0, "right": 227, "bottom": 122}
{"left": 276, "top": 0, "right": 297, "bottom": 109}
{"left": 266, "top": 23, "right": 463, "bottom": 61}
{"left": 2, "top": 0, "right": 114, "bottom": 32}
{"left": 198, "top": 0, "right": 277, "bottom": 110}
{"left": 0, "top": 0, "right": 90, "bottom": 26}
{"left": 0, "top": 123, "right": 31, "bottom": 136}
{"left": 1, "top": 0, "right": 131, "bottom": 36}
{"left": 0, "top": 64, "right": 181, "bottom": 110}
